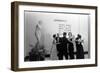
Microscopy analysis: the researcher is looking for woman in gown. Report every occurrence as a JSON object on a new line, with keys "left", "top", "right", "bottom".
{"left": 50, "top": 34, "right": 58, "bottom": 60}
{"left": 68, "top": 32, "right": 75, "bottom": 59}
{"left": 75, "top": 34, "right": 84, "bottom": 59}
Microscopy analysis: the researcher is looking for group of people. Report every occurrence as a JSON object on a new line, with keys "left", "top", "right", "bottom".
{"left": 34, "top": 21, "right": 84, "bottom": 60}
{"left": 51, "top": 32, "right": 84, "bottom": 60}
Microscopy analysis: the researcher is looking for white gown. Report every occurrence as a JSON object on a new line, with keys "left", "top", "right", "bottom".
{"left": 50, "top": 39, "right": 58, "bottom": 60}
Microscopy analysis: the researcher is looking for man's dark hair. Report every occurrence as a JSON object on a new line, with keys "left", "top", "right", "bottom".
{"left": 63, "top": 32, "right": 67, "bottom": 35}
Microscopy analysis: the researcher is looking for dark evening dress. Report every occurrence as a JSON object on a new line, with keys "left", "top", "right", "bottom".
{"left": 68, "top": 38, "right": 74, "bottom": 59}
{"left": 75, "top": 39, "right": 84, "bottom": 59}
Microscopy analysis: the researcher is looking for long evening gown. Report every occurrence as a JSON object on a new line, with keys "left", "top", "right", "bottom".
{"left": 50, "top": 39, "right": 58, "bottom": 60}
{"left": 75, "top": 39, "right": 84, "bottom": 59}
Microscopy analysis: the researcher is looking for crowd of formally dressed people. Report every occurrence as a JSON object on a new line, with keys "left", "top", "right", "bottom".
{"left": 50, "top": 32, "right": 84, "bottom": 60}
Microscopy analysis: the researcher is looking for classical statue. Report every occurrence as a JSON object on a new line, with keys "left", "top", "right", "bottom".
{"left": 35, "top": 20, "right": 42, "bottom": 44}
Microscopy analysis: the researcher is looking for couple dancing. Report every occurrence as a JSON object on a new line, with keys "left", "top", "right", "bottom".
{"left": 50, "top": 32, "right": 84, "bottom": 60}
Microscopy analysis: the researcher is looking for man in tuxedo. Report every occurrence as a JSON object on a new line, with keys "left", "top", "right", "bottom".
{"left": 58, "top": 32, "right": 69, "bottom": 60}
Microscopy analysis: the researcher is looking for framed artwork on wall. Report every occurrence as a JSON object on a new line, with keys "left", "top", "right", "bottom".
{"left": 11, "top": 1, "right": 97, "bottom": 71}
